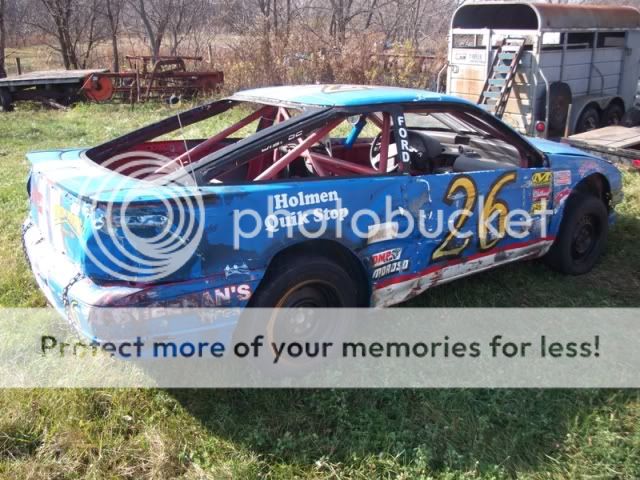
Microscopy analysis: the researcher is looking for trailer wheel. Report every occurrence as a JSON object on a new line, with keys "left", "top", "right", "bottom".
{"left": 621, "top": 107, "right": 640, "bottom": 127}
{"left": 575, "top": 106, "right": 600, "bottom": 133}
{"left": 0, "top": 89, "right": 13, "bottom": 112}
{"left": 601, "top": 103, "right": 624, "bottom": 127}
{"left": 60, "top": 86, "right": 81, "bottom": 106}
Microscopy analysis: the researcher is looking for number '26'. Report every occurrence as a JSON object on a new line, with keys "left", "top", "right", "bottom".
{"left": 432, "top": 171, "right": 517, "bottom": 261}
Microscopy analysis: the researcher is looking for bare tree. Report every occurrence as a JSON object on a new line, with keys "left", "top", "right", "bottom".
{"left": 4, "top": 0, "right": 35, "bottom": 49}
{"left": 101, "top": 0, "right": 123, "bottom": 71}
{"left": 39, "top": 0, "right": 77, "bottom": 68}
{"left": 32, "top": 0, "right": 103, "bottom": 69}
{"left": 128, "top": 0, "right": 176, "bottom": 61}
{"left": 167, "top": 0, "right": 208, "bottom": 55}
{"left": 328, "top": 0, "right": 354, "bottom": 45}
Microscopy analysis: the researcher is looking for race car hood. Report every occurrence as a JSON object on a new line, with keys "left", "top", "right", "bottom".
{"left": 528, "top": 137, "right": 600, "bottom": 159}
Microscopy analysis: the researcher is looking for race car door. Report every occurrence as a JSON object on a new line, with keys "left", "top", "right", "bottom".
{"left": 371, "top": 107, "right": 550, "bottom": 305}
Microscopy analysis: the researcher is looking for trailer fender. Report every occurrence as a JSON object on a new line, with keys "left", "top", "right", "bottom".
{"left": 535, "top": 82, "right": 572, "bottom": 136}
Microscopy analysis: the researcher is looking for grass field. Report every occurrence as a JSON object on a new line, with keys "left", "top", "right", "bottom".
{"left": 0, "top": 102, "right": 639, "bottom": 479}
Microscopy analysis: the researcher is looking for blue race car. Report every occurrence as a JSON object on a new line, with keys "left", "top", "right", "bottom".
{"left": 23, "top": 84, "right": 622, "bottom": 321}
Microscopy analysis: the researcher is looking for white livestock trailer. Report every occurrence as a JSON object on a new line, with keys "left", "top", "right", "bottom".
{"left": 443, "top": 2, "right": 640, "bottom": 138}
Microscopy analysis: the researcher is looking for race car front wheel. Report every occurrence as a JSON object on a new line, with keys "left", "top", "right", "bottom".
{"left": 544, "top": 192, "right": 608, "bottom": 275}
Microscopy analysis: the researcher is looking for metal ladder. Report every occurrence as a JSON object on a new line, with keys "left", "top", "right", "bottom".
{"left": 478, "top": 37, "right": 526, "bottom": 118}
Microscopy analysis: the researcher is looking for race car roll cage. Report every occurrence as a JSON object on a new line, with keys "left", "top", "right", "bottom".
{"left": 146, "top": 104, "right": 391, "bottom": 180}
{"left": 86, "top": 97, "right": 545, "bottom": 185}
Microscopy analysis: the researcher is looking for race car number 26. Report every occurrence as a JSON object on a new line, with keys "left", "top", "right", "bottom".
{"left": 431, "top": 171, "right": 517, "bottom": 261}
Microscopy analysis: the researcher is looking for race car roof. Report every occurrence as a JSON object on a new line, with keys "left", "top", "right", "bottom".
{"left": 230, "top": 84, "right": 472, "bottom": 108}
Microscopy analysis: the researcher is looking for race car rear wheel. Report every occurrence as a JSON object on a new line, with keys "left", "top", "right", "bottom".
{"left": 544, "top": 192, "right": 608, "bottom": 275}
{"left": 238, "top": 255, "right": 356, "bottom": 373}
{"left": 250, "top": 254, "right": 357, "bottom": 308}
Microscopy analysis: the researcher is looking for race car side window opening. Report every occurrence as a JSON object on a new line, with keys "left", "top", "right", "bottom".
{"left": 153, "top": 102, "right": 283, "bottom": 176}
{"left": 403, "top": 110, "right": 523, "bottom": 171}
{"left": 201, "top": 107, "right": 398, "bottom": 183}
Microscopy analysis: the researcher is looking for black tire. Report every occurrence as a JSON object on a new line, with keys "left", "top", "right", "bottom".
{"left": 536, "top": 82, "right": 572, "bottom": 137}
{"left": 544, "top": 192, "right": 608, "bottom": 275}
{"left": 60, "top": 86, "right": 81, "bottom": 106}
{"left": 621, "top": 106, "right": 640, "bottom": 127}
{"left": 0, "top": 89, "right": 13, "bottom": 112}
{"left": 237, "top": 254, "right": 356, "bottom": 374}
{"left": 575, "top": 106, "right": 600, "bottom": 133}
{"left": 250, "top": 254, "right": 357, "bottom": 308}
{"left": 601, "top": 102, "right": 624, "bottom": 127}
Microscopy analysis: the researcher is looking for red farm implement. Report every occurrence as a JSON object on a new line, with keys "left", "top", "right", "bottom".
{"left": 81, "top": 55, "right": 224, "bottom": 103}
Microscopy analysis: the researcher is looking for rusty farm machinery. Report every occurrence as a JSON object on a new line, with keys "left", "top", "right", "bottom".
{"left": 0, "top": 55, "right": 224, "bottom": 111}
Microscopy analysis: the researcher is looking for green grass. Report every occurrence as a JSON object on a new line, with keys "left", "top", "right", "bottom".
{"left": 1, "top": 102, "right": 639, "bottom": 478}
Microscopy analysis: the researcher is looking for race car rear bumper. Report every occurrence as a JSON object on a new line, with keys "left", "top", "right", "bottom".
{"left": 22, "top": 219, "right": 254, "bottom": 344}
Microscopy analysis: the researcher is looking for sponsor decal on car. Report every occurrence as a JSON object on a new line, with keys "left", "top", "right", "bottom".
{"left": 205, "top": 284, "right": 252, "bottom": 306}
{"left": 367, "top": 222, "right": 399, "bottom": 244}
{"left": 265, "top": 190, "right": 349, "bottom": 233}
{"left": 53, "top": 204, "right": 83, "bottom": 237}
{"left": 532, "top": 171, "right": 552, "bottom": 187}
{"left": 531, "top": 199, "right": 548, "bottom": 215}
{"left": 271, "top": 191, "right": 339, "bottom": 209}
{"left": 554, "top": 170, "right": 572, "bottom": 186}
{"left": 371, "top": 248, "right": 402, "bottom": 267}
{"left": 394, "top": 114, "right": 412, "bottom": 166}
{"left": 372, "top": 259, "right": 409, "bottom": 280}
{"left": 224, "top": 263, "right": 250, "bottom": 278}
{"left": 260, "top": 130, "right": 304, "bottom": 153}
{"left": 532, "top": 186, "right": 551, "bottom": 201}
{"left": 320, "top": 85, "right": 373, "bottom": 94}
